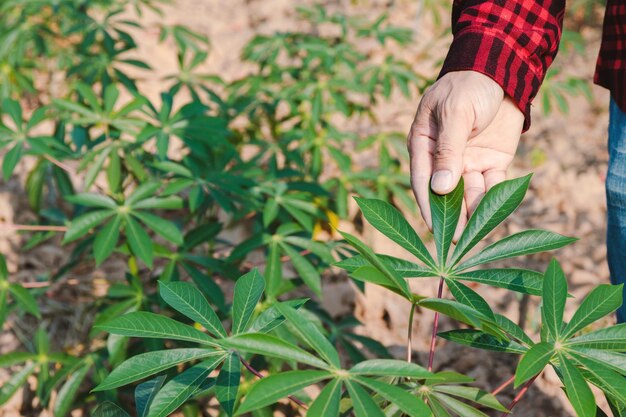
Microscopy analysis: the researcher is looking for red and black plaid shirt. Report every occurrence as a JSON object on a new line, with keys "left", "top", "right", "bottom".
{"left": 440, "top": 0, "right": 626, "bottom": 131}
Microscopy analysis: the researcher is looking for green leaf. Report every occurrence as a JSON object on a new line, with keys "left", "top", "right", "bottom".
{"left": 237, "top": 370, "right": 331, "bottom": 414}
{"left": 136, "top": 376, "right": 166, "bottom": 417}
{"left": 147, "top": 358, "right": 223, "bottom": 417}
{"left": 220, "top": 333, "right": 328, "bottom": 369}
{"left": 349, "top": 359, "right": 432, "bottom": 379}
{"left": 568, "top": 348, "right": 626, "bottom": 375}
{"left": 335, "top": 254, "right": 437, "bottom": 278}
{"left": 96, "top": 312, "right": 217, "bottom": 346}
{"left": 542, "top": 259, "right": 567, "bottom": 342}
{"left": 265, "top": 242, "right": 282, "bottom": 298}
{"left": 450, "top": 175, "right": 531, "bottom": 265}
{"left": 94, "top": 349, "right": 221, "bottom": 391}
{"left": 133, "top": 211, "right": 183, "bottom": 245}
{"left": 339, "top": 230, "right": 411, "bottom": 299}
{"left": 216, "top": 353, "right": 240, "bottom": 417}
{"left": 53, "top": 362, "right": 91, "bottom": 417}
{"left": 66, "top": 193, "right": 117, "bottom": 209}
{"left": 307, "top": 379, "right": 342, "bottom": 417}
{"left": 565, "top": 323, "right": 626, "bottom": 351}
{"left": 159, "top": 281, "right": 226, "bottom": 338}
{"left": 0, "top": 362, "right": 36, "bottom": 405}
{"left": 92, "top": 402, "right": 132, "bottom": 417}
{"left": 349, "top": 266, "right": 404, "bottom": 296}
{"left": 275, "top": 304, "right": 340, "bottom": 367}
{"left": 63, "top": 209, "right": 113, "bottom": 244}
{"left": 429, "top": 178, "right": 463, "bottom": 266}
{"left": 280, "top": 242, "right": 321, "bottom": 297}
{"left": 557, "top": 352, "right": 596, "bottom": 417}
{"left": 457, "top": 230, "right": 576, "bottom": 271}
{"left": 567, "top": 351, "right": 626, "bottom": 404}
{"left": 438, "top": 330, "right": 527, "bottom": 354}
{"left": 3, "top": 142, "right": 23, "bottom": 180}
{"left": 561, "top": 284, "right": 623, "bottom": 339}
{"left": 345, "top": 380, "right": 385, "bottom": 417}
{"left": 133, "top": 196, "right": 183, "bottom": 210}
{"left": 433, "top": 385, "right": 507, "bottom": 412}
{"left": 432, "top": 392, "right": 489, "bottom": 417}
{"left": 418, "top": 298, "right": 481, "bottom": 327}
{"left": 93, "top": 215, "right": 122, "bottom": 265}
{"left": 127, "top": 182, "right": 161, "bottom": 205}
{"left": 356, "top": 376, "right": 430, "bottom": 417}
{"left": 8, "top": 284, "right": 40, "bottom": 318}
{"left": 444, "top": 279, "right": 494, "bottom": 321}
{"left": 125, "top": 215, "right": 154, "bottom": 267}
{"left": 453, "top": 269, "right": 544, "bottom": 296}
{"left": 514, "top": 342, "right": 553, "bottom": 387}
{"left": 231, "top": 269, "right": 265, "bottom": 334}
{"left": 354, "top": 198, "right": 436, "bottom": 269}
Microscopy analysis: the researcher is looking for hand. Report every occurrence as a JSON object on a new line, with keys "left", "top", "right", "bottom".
{"left": 407, "top": 71, "right": 524, "bottom": 239}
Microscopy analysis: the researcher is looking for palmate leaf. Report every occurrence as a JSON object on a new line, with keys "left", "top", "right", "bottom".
{"left": 132, "top": 211, "right": 183, "bottom": 245}
{"left": 567, "top": 351, "right": 626, "bottom": 404}
{"left": 561, "top": 284, "right": 623, "bottom": 339}
{"left": 276, "top": 304, "right": 340, "bottom": 367}
{"left": 449, "top": 174, "right": 531, "bottom": 266}
{"left": 0, "top": 361, "right": 36, "bottom": 405}
{"left": 438, "top": 329, "right": 527, "bottom": 354}
{"left": 431, "top": 392, "right": 490, "bottom": 417}
{"left": 63, "top": 209, "right": 114, "bottom": 243}
{"left": 135, "top": 376, "right": 166, "bottom": 417}
{"left": 457, "top": 229, "right": 576, "bottom": 271}
{"left": 94, "top": 348, "right": 221, "bottom": 391}
{"left": 335, "top": 254, "right": 437, "bottom": 278}
{"left": 567, "top": 348, "right": 626, "bottom": 375}
{"left": 279, "top": 242, "right": 322, "bottom": 297}
{"left": 355, "top": 376, "right": 431, "bottom": 417}
{"left": 237, "top": 370, "right": 331, "bottom": 414}
{"left": 541, "top": 259, "right": 567, "bottom": 342}
{"left": 231, "top": 269, "right": 265, "bottom": 334}
{"left": 452, "top": 269, "right": 544, "bottom": 296}
{"left": 429, "top": 178, "right": 463, "bottom": 267}
{"left": 345, "top": 380, "right": 386, "bottom": 417}
{"left": 93, "top": 215, "right": 122, "bottom": 265}
{"left": 444, "top": 279, "right": 494, "bottom": 321}
{"left": 349, "top": 359, "right": 432, "bottom": 379}
{"left": 216, "top": 353, "right": 241, "bottom": 417}
{"left": 354, "top": 197, "right": 436, "bottom": 269}
{"left": 146, "top": 358, "right": 223, "bottom": 417}
{"left": 93, "top": 401, "right": 132, "bottom": 417}
{"left": 338, "top": 230, "right": 411, "bottom": 299}
{"left": 307, "top": 378, "right": 342, "bottom": 417}
{"left": 349, "top": 266, "right": 407, "bottom": 296}
{"left": 418, "top": 298, "right": 481, "bottom": 328}
{"left": 125, "top": 215, "right": 154, "bottom": 267}
{"left": 514, "top": 342, "right": 554, "bottom": 387}
{"left": 565, "top": 323, "right": 626, "bottom": 351}
{"left": 159, "top": 281, "right": 226, "bottom": 338}
{"left": 557, "top": 352, "right": 596, "bottom": 417}
{"left": 433, "top": 385, "right": 507, "bottom": 412}
{"left": 53, "top": 361, "right": 92, "bottom": 417}
{"left": 96, "top": 311, "right": 218, "bottom": 347}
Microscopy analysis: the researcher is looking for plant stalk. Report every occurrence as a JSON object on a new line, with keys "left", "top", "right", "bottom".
{"left": 492, "top": 375, "right": 515, "bottom": 396}
{"left": 0, "top": 224, "right": 68, "bottom": 232}
{"left": 407, "top": 303, "right": 417, "bottom": 363}
{"left": 239, "top": 356, "right": 308, "bottom": 409}
{"left": 501, "top": 375, "right": 538, "bottom": 417}
{"left": 427, "top": 277, "right": 445, "bottom": 372}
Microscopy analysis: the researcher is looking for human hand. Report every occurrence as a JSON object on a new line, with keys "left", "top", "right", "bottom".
{"left": 407, "top": 71, "right": 524, "bottom": 239}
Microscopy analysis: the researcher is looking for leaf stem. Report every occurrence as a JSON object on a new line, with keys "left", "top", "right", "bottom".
{"left": 491, "top": 375, "right": 515, "bottom": 395}
{"left": 407, "top": 302, "right": 416, "bottom": 363}
{"left": 500, "top": 375, "right": 538, "bottom": 417}
{"left": 238, "top": 355, "right": 308, "bottom": 409}
{"left": 427, "top": 277, "right": 445, "bottom": 372}
{"left": 0, "top": 224, "right": 67, "bottom": 232}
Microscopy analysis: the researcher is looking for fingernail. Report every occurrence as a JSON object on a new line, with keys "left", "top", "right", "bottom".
{"left": 431, "top": 170, "right": 452, "bottom": 192}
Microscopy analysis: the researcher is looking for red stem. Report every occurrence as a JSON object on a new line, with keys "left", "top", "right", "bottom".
{"left": 501, "top": 375, "right": 538, "bottom": 417}
{"left": 239, "top": 356, "right": 308, "bottom": 409}
{"left": 492, "top": 375, "right": 515, "bottom": 396}
{"left": 427, "top": 277, "right": 445, "bottom": 372}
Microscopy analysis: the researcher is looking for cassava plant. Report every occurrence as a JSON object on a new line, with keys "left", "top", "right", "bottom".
{"left": 93, "top": 176, "right": 626, "bottom": 417}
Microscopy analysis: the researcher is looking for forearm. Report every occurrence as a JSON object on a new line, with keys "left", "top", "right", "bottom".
{"left": 440, "top": 0, "right": 565, "bottom": 131}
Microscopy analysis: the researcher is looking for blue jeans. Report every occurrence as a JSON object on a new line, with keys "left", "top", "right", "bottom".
{"left": 607, "top": 98, "right": 626, "bottom": 323}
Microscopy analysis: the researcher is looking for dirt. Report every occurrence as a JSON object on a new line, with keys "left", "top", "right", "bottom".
{"left": 0, "top": 1, "right": 615, "bottom": 416}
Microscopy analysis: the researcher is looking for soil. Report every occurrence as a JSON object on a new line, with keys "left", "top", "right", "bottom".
{"left": 0, "top": 1, "right": 615, "bottom": 416}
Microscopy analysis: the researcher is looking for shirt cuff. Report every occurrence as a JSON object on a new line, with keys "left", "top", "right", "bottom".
{"left": 438, "top": 29, "right": 543, "bottom": 132}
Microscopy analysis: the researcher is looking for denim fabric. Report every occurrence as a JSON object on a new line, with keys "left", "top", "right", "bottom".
{"left": 607, "top": 98, "right": 626, "bottom": 323}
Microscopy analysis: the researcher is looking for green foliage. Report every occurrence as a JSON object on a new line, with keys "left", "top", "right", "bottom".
{"left": 0, "top": 1, "right": 618, "bottom": 416}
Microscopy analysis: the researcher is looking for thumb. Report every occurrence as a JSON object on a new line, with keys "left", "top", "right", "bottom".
{"left": 431, "top": 106, "right": 471, "bottom": 194}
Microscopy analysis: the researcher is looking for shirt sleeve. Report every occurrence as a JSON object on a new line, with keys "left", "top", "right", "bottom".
{"left": 439, "top": 0, "right": 565, "bottom": 131}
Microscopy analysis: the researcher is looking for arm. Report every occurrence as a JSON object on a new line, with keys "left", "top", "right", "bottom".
{"left": 408, "top": 0, "right": 565, "bottom": 237}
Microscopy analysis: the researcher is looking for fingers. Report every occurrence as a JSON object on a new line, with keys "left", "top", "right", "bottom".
{"left": 463, "top": 171, "right": 486, "bottom": 217}
{"left": 409, "top": 134, "right": 434, "bottom": 229}
{"left": 430, "top": 103, "right": 472, "bottom": 195}
{"left": 484, "top": 169, "right": 507, "bottom": 191}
